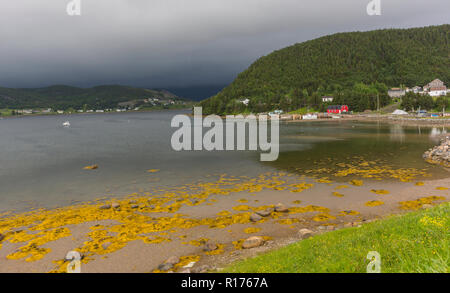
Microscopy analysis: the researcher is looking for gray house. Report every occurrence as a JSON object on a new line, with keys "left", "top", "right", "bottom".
{"left": 388, "top": 88, "right": 406, "bottom": 98}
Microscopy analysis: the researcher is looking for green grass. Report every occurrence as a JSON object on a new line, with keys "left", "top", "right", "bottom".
{"left": 287, "top": 107, "right": 319, "bottom": 115}
{"left": 223, "top": 203, "right": 449, "bottom": 273}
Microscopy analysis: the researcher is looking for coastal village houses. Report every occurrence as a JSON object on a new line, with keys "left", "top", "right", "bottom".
{"left": 388, "top": 88, "right": 406, "bottom": 98}
{"left": 388, "top": 79, "right": 448, "bottom": 98}
{"left": 423, "top": 79, "right": 447, "bottom": 96}
{"left": 240, "top": 98, "right": 250, "bottom": 106}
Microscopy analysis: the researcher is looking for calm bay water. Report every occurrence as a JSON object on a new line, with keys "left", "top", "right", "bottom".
{"left": 0, "top": 111, "right": 447, "bottom": 212}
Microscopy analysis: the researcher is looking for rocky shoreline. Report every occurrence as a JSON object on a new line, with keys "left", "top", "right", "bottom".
{"left": 423, "top": 136, "right": 450, "bottom": 168}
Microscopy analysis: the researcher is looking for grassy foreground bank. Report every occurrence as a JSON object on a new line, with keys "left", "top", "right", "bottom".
{"left": 223, "top": 203, "right": 449, "bottom": 273}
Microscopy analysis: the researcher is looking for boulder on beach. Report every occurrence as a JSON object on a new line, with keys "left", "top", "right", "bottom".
{"left": 250, "top": 213, "right": 262, "bottom": 222}
{"left": 423, "top": 137, "right": 450, "bottom": 167}
{"left": 274, "top": 203, "right": 289, "bottom": 212}
{"left": 256, "top": 207, "right": 274, "bottom": 217}
{"left": 203, "top": 243, "right": 218, "bottom": 252}
{"left": 242, "top": 236, "right": 265, "bottom": 249}
{"left": 158, "top": 256, "right": 180, "bottom": 271}
{"left": 298, "top": 228, "right": 314, "bottom": 239}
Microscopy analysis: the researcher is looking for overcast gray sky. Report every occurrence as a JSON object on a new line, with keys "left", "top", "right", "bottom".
{"left": 0, "top": 0, "right": 448, "bottom": 89}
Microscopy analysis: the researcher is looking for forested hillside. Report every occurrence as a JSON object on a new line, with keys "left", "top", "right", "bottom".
{"left": 200, "top": 25, "right": 449, "bottom": 114}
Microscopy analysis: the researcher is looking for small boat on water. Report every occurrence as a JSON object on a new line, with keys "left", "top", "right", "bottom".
{"left": 63, "top": 121, "right": 71, "bottom": 127}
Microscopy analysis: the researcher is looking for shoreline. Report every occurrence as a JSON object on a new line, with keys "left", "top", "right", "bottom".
{"left": 3, "top": 110, "right": 450, "bottom": 128}
{"left": 0, "top": 107, "right": 191, "bottom": 120}
{"left": 0, "top": 169, "right": 448, "bottom": 273}
{"left": 285, "top": 115, "right": 450, "bottom": 127}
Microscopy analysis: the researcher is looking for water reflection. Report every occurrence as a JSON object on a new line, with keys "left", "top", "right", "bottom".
{"left": 389, "top": 124, "right": 405, "bottom": 143}
{"left": 430, "top": 127, "right": 447, "bottom": 142}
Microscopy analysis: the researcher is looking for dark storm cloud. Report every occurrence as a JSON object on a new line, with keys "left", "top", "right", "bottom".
{"left": 0, "top": 0, "right": 448, "bottom": 88}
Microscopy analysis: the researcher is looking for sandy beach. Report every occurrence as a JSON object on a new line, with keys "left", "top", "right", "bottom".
{"left": 0, "top": 168, "right": 448, "bottom": 273}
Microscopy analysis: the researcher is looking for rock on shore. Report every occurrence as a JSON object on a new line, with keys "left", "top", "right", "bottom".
{"left": 423, "top": 136, "right": 450, "bottom": 167}
{"left": 242, "top": 236, "right": 265, "bottom": 249}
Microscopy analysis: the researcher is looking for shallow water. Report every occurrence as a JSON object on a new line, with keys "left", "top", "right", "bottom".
{"left": 0, "top": 111, "right": 447, "bottom": 212}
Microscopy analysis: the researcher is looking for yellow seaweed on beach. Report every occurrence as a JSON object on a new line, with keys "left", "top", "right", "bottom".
{"left": 232, "top": 239, "right": 245, "bottom": 250}
{"left": 350, "top": 179, "right": 363, "bottom": 186}
{"left": 332, "top": 192, "right": 344, "bottom": 197}
{"left": 415, "top": 182, "right": 425, "bottom": 186}
{"left": 399, "top": 196, "right": 446, "bottom": 210}
{"left": 436, "top": 187, "right": 448, "bottom": 190}
{"left": 365, "top": 200, "right": 385, "bottom": 207}
{"left": 290, "top": 182, "right": 314, "bottom": 193}
{"left": 216, "top": 210, "right": 231, "bottom": 216}
{"left": 232, "top": 205, "right": 251, "bottom": 211}
{"left": 185, "top": 238, "right": 209, "bottom": 247}
{"left": 147, "top": 169, "right": 160, "bottom": 173}
{"left": 83, "top": 164, "right": 98, "bottom": 170}
{"left": 6, "top": 227, "right": 71, "bottom": 262}
{"left": 370, "top": 189, "right": 389, "bottom": 195}
{"left": 244, "top": 227, "right": 261, "bottom": 234}
{"left": 289, "top": 205, "right": 329, "bottom": 214}
{"left": 331, "top": 160, "right": 428, "bottom": 182}
{"left": 277, "top": 218, "right": 300, "bottom": 225}
{"left": 204, "top": 244, "right": 225, "bottom": 255}
{"left": 312, "top": 214, "right": 336, "bottom": 222}
{"left": 0, "top": 172, "right": 336, "bottom": 270}
{"left": 339, "top": 210, "right": 360, "bottom": 216}
{"left": 316, "top": 178, "right": 332, "bottom": 184}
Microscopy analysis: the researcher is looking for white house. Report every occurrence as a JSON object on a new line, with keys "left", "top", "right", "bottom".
{"left": 240, "top": 98, "right": 250, "bottom": 106}
{"left": 322, "top": 96, "right": 334, "bottom": 103}
{"left": 423, "top": 79, "right": 447, "bottom": 97}
{"left": 411, "top": 86, "right": 422, "bottom": 93}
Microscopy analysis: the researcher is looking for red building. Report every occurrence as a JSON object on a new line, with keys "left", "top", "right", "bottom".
{"left": 327, "top": 105, "right": 348, "bottom": 114}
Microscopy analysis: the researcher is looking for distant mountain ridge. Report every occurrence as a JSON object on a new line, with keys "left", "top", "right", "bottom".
{"left": 200, "top": 24, "right": 449, "bottom": 114}
{"left": 165, "top": 85, "right": 227, "bottom": 101}
{"left": 0, "top": 85, "right": 183, "bottom": 110}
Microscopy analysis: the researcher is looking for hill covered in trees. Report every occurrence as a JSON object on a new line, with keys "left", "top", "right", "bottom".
{"left": 0, "top": 85, "right": 183, "bottom": 110}
{"left": 200, "top": 24, "right": 449, "bottom": 114}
